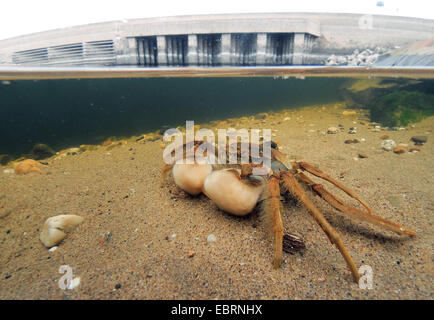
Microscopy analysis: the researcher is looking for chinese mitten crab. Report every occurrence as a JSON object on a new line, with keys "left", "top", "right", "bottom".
{"left": 161, "top": 139, "right": 416, "bottom": 283}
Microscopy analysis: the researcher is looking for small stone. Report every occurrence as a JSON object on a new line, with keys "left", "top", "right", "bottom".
{"left": 393, "top": 146, "right": 406, "bottom": 154}
{"left": 170, "top": 233, "right": 177, "bottom": 239}
{"left": 66, "top": 148, "right": 80, "bottom": 156}
{"left": 327, "top": 127, "right": 339, "bottom": 134}
{"left": 348, "top": 127, "right": 357, "bottom": 134}
{"left": 3, "top": 169, "right": 14, "bottom": 174}
{"left": 381, "top": 139, "right": 396, "bottom": 151}
{"left": 380, "top": 135, "right": 389, "bottom": 140}
{"left": 411, "top": 136, "right": 427, "bottom": 143}
{"left": 187, "top": 250, "right": 196, "bottom": 258}
{"left": 207, "top": 234, "right": 216, "bottom": 243}
{"left": 102, "top": 139, "right": 112, "bottom": 146}
{"left": 115, "top": 283, "right": 122, "bottom": 290}
{"left": 342, "top": 110, "right": 357, "bottom": 116}
{"left": 409, "top": 147, "right": 420, "bottom": 153}
{"left": 358, "top": 153, "right": 368, "bottom": 159}
{"left": 31, "top": 143, "right": 55, "bottom": 160}
{"left": 255, "top": 113, "right": 268, "bottom": 120}
{"left": 360, "top": 138, "right": 366, "bottom": 142}
{"left": 0, "top": 154, "right": 12, "bottom": 165}
{"left": 283, "top": 117, "right": 291, "bottom": 121}
{"left": 344, "top": 139, "right": 359, "bottom": 144}
{"left": 48, "top": 246, "right": 58, "bottom": 252}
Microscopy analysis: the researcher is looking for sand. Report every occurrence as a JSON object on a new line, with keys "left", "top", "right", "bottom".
{"left": 0, "top": 103, "right": 433, "bottom": 300}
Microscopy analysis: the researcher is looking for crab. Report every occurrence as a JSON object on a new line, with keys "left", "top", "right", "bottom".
{"left": 161, "top": 139, "right": 416, "bottom": 283}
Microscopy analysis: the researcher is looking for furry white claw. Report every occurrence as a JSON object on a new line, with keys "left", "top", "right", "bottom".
{"left": 203, "top": 169, "right": 264, "bottom": 216}
{"left": 172, "top": 162, "right": 213, "bottom": 195}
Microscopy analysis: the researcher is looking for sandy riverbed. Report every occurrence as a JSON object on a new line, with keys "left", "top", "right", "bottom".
{"left": 0, "top": 103, "right": 432, "bottom": 299}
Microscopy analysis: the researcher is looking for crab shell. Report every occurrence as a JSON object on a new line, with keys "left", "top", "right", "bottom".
{"left": 203, "top": 169, "right": 264, "bottom": 216}
{"left": 172, "top": 162, "right": 213, "bottom": 195}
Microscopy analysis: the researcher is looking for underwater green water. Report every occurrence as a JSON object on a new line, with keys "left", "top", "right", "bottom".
{"left": 0, "top": 77, "right": 433, "bottom": 158}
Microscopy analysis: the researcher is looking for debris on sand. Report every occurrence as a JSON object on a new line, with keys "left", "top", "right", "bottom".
{"left": 13, "top": 159, "right": 44, "bottom": 174}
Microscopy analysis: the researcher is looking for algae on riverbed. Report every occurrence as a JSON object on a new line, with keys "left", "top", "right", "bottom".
{"left": 369, "top": 91, "right": 434, "bottom": 127}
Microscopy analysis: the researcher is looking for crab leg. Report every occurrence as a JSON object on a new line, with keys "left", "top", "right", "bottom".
{"left": 281, "top": 170, "right": 360, "bottom": 283}
{"left": 295, "top": 172, "right": 416, "bottom": 236}
{"left": 262, "top": 174, "right": 284, "bottom": 269}
{"left": 294, "top": 161, "right": 372, "bottom": 214}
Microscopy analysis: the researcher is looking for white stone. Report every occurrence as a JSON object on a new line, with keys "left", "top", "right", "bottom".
{"left": 40, "top": 215, "right": 84, "bottom": 248}
{"left": 207, "top": 234, "right": 217, "bottom": 243}
{"left": 381, "top": 139, "right": 397, "bottom": 151}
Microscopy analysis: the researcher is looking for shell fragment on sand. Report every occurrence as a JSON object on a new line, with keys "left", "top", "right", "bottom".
{"left": 40, "top": 215, "right": 84, "bottom": 248}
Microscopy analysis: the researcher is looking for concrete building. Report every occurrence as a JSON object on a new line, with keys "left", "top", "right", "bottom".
{"left": 0, "top": 13, "right": 433, "bottom": 67}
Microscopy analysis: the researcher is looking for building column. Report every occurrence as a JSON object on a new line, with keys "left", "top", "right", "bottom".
{"left": 187, "top": 34, "right": 198, "bottom": 66}
{"left": 292, "top": 33, "right": 305, "bottom": 65}
{"left": 156, "top": 35, "right": 167, "bottom": 66}
{"left": 220, "top": 33, "right": 231, "bottom": 65}
{"left": 256, "top": 33, "right": 267, "bottom": 66}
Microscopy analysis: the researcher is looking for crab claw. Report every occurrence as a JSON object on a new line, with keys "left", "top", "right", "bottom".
{"left": 203, "top": 169, "right": 264, "bottom": 216}
{"left": 172, "top": 162, "right": 213, "bottom": 195}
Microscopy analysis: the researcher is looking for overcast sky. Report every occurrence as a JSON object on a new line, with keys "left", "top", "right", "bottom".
{"left": 0, "top": 0, "right": 432, "bottom": 40}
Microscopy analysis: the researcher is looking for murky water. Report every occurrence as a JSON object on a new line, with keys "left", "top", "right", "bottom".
{"left": 0, "top": 76, "right": 432, "bottom": 158}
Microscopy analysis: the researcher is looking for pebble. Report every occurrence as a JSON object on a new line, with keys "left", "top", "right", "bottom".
{"left": 327, "top": 127, "right": 339, "bottom": 134}
{"left": 381, "top": 139, "right": 397, "bottom": 151}
{"left": 207, "top": 234, "right": 217, "bottom": 243}
{"left": 188, "top": 250, "right": 196, "bottom": 258}
{"left": 344, "top": 139, "right": 359, "bottom": 144}
{"left": 348, "top": 127, "right": 357, "bottom": 134}
{"left": 3, "top": 169, "right": 14, "bottom": 174}
{"left": 342, "top": 110, "right": 357, "bottom": 116}
{"left": 358, "top": 153, "right": 368, "bottom": 158}
{"left": 255, "top": 113, "right": 268, "bottom": 120}
{"left": 283, "top": 117, "right": 291, "bottom": 121}
{"left": 411, "top": 136, "right": 427, "bottom": 143}
{"left": 48, "top": 246, "right": 58, "bottom": 252}
{"left": 380, "top": 135, "right": 389, "bottom": 140}
{"left": 409, "top": 147, "right": 420, "bottom": 153}
{"left": 393, "top": 146, "right": 406, "bottom": 154}
{"left": 360, "top": 138, "right": 366, "bottom": 142}
{"left": 66, "top": 148, "right": 80, "bottom": 156}
{"left": 170, "top": 233, "right": 177, "bottom": 239}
